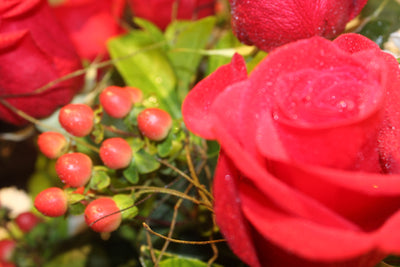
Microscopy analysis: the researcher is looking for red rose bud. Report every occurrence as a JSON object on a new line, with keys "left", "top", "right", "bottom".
{"left": 59, "top": 103, "right": 94, "bottom": 137}
{"left": 99, "top": 86, "right": 133, "bottom": 118}
{"left": 84, "top": 198, "right": 122, "bottom": 233}
{"left": 37, "top": 132, "right": 68, "bottom": 159}
{"left": 51, "top": 0, "right": 125, "bottom": 61}
{"left": 129, "top": 0, "right": 215, "bottom": 30}
{"left": 183, "top": 34, "right": 400, "bottom": 267}
{"left": 34, "top": 187, "right": 68, "bottom": 217}
{"left": 0, "top": 0, "right": 83, "bottom": 125}
{"left": 55, "top": 152, "right": 93, "bottom": 187}
{"left": 229, "top": 0, "right": 368, "bottom": 52}
{"left": 137, "top": 108, "right": 172, "bottom": 141}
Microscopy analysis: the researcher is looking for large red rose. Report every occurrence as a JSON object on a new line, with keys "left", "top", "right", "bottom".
{"left": 129, "top": 0, "right": 215, "bottom": 30}
{"left": 51, "top": 0, "right": 125, "bottom": 61}
{"left": 182, "top": 34, "right": 400, "bottom": 267}
{"left": 0, "top": 0, "right": 83, "bottom": 125}
{"left": 229, "top": 0, "right": 368, "bottom": 52}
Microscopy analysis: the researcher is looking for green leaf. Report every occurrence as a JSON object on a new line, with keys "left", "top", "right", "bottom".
{"left": 123, "top": 162, "right": 140, "bottom": 184}
{"left": 113, "top": 194, "right": 138, "bottom": 220}
{"left": 165, "top": 17, "right": 216, "bottom": 102}
{"left": 134, "top": 18, "right": 166, "bottom": 45}
{"left": 44, "top": 245, "right": 91, "bottom": 267}
{"left": 207, "top": 30, "right": 242, "bottom": 75}
{"left": 68, "top": 202, "right": 86, "bottom": 215}
{"left": 67, "top": 193, "right": 85, "bottom": 204}
{"left": 134, "top": 149, "right": 161, "bottom": 174}
{"left": 157, "top": 131, "right": 174, "bottom": 157}
{"left": 89, "top": 169, "right": 111, "bottom": 191}
{"left": 107, "top": 30, "right": 180, "bottom": 118}
{"left": 358, "top": 19, "right": 391, "bottom": 47}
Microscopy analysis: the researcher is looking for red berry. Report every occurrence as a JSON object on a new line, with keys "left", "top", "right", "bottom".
{"left": 100, "top": 86, "right": 133, "bottom": 118}
{"left": 59, "top": 104, "right": 94, "bottom": 137}
{"left": 99, "top": 138, "right": 132, "bottom": 169}
{"left": 84, "top": 198, "right": 121, "bottom": 233}
{"left": 55, "top": 152, "right": 92, "bottom": 187}
{"left": 34, "top": 187, "right": 68, "bottom": 217}
{"left": 15, "top": 212, "right": 40, "bottom": 233}
{"left": 0, "top": 239, "right": 16, "bottom": 262}
{"left": 37, "top": 132, "right": 68, "bottom": 159}
{"left": 0, "top": 262, "right": 16, "bottom": 267}
{"left": 125, "top": 86, "right": 143, "bottom": 104}
{"left": 137, "top": 108, "right": 172, "bottom": 141}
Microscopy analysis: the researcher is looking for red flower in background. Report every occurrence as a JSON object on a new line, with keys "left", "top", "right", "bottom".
{"left": 0, "top": 0, "right": 83, "bottom": 125}
{"left": 52, "top": 0, "right": 126, "bottom": 61}
{"left": 229, "top": 0, "right": 368, "bottom": 52}
{"left": 183, "top": 34, "right": 400, "bottom": 267}
{"left": 129, "top": 0, "right": 215, "bottom": 30}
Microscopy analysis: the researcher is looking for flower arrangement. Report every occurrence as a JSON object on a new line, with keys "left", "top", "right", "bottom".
{"left": 1, "top": 0, "right": 400, "bottom": 266}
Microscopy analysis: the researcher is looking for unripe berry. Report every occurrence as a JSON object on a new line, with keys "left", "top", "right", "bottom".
{"left": 59, "top": 104, "right": 94, "bottom": 137}
{"left": 34, "top": 187, "right": 68, "bottom": 217}
{"left": 84, "top": 198, "right": 121, "bottom": 233}
{"left": 55, "top": 152, "right": 93, "bottom": 187}
{"left": 37, "top": 132, "right": 68, "bottom": 159}
{"left": 100, "top": 86, "right": 132, "bottom": 118}
{"left": 15, "top": 212, "right": 40, "bottom": 233}
{"left": 99, "top": 138, "right": 132, "bottom": 169}
{"left": 137, "top": 108, "right": 172, "bottom": 141}
{"left": 126, "top": 86, "right": 143, "bottom": 104}
{"left": 0, "top": 239, "right": 16, "bottom": 262}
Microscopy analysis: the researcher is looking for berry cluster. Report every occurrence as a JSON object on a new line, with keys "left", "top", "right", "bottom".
{"left": 34, "top": 86, "right": 178, "bottom": 233}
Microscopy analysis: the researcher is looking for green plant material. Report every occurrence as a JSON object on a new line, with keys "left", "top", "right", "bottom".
{"left": 134, "top": 149, "right": 161, "bottom": 174}
{"left": 89, "top": 169, "right": 111, "bottom": 191}
{"left": 67, "top": 193, "right": 85, "bottom": 205}
{"left": 123, "top": 162, "right": 140, "bottom": 184}
{"left": 113, "top": 194, "right": 138, "bottom": 220}
{"left": 92, "top": 105, "right": 104, "bottom": 144}
{"left": 165, "top": 17, "right": 216, "bottom": 102}
{"left": 127, "top": 137, "right": 145, "bottom": 153}
{"left": 157, "top": 131, "right": 174, "bottom": 157}
{"left": 68, "top": 202, "right": 86, "bottom": 215}
{"left": 44, "top": 245, "right": 91, "bottom": 267}
{"left": 140, "top": 245, "right": 222, "bottom": 267}
{"left": 359, "top": 0, "right": 400, "bottom": 47}
{"left": 107, "top": 26, "right": 180, "bottom": 118}
{"left": 246, "top": 50, "right": 268, "bottom": 73}
{"left": 207, "top": 30, "right": 243, "bottom": 75}
{"left": 359, "top": 19, "right": 391, "bottom": 47}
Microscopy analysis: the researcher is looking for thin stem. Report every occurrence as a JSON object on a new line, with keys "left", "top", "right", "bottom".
{"left": 157, "top": 158, "right": 213, "bottom": 201}
{"left": 142, "top": 223, "right": 226, "bottom": 245}
{"left": 155, "top": 184, "right": 193, "bottom": 265}
{"left": 185, "top": 141, "right": 213, "bottom": 206}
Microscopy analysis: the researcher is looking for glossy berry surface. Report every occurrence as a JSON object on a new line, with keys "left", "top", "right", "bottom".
{"left": 84, "top": 198, "right": 121, "bottom": 233}
{"left": 99, "top": 86, "right": 132, "bottom": 118}
{"left": 37, "top": 132, "right": 68, "bottom": 159}
{"left": 99, "top": 137, "right": 132, "bottom": 169}
{"left": 55, "top": 152, "right": 93, "bottom": 187}
{"left": 137, "top": 108, "right": 172, "bottom": 141}
{"left": 34, "top": 187, "right": 68, "bottom": 217}
{"left": 15, "top": 212, "right": 40, "bottom": 233}
{"left": 59, "top": 104, "right": 94, "bottom": 137}
{"left": 125, "top": 86, "right": 143, "bottom": 104}
{"left": 0, "top": 239, "right": 16, "bottom": 262}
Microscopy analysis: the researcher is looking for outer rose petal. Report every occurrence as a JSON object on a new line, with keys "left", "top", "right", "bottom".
{"left": 52, "top": 0, "right": 125, "bottom": 61}
{"left": 229, "top": 0, "right": 368, "bottom": 52}
{"left": 0, "top": 0, "right": 83, "bottom": 125}
{"left": 214, "top": 151, "right": 261, "bottom": 267}
{"left": 182, "top": 53, "right": 247, "bottom": 139}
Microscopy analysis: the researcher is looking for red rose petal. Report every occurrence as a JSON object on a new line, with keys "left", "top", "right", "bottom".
{"left": 182, "top": 53, "right": 247, "bottom": 139}
{"left": 214, "top": 151, "right": 261, "bottom": 267}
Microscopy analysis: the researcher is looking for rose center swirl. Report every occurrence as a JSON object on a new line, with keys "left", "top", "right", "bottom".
{"left": 271, "top": 67, "right": 382, "bottom": 127}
